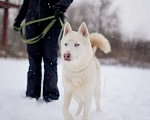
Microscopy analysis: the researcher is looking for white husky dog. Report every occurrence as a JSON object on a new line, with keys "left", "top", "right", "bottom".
{"left": 61, "top": 22, "right": 111, "bottom": 120}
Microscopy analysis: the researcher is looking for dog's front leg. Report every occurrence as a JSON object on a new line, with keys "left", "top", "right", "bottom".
{"left": 82, "top": 94, "right": 92, "bottom": 120}
{"left": 62, "top": 89, "right": 73, "bottom": 120}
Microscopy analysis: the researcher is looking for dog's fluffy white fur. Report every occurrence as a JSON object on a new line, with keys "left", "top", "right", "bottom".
{"left": 61, "top": 22, "right": 111, "bottom": 120}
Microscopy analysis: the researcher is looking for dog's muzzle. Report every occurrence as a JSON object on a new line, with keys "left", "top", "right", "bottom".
{"left": 63, "top": 52, "right": 71, "bottom": 61}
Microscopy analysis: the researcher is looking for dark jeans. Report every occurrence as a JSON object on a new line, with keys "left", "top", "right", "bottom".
{"left": 25, "top": 20, "right": 61, "bottom": 100}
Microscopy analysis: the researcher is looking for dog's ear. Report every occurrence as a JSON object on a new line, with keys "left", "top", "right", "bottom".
{"left": 63, "top": 22, "right": 72, "bottom": 37}
{"left": 78, "top": 22, "right": 89, "bottom": 37}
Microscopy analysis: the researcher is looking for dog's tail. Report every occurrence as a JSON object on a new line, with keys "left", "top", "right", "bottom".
{"left": 90, "top": 33, "right": 111, "bottom": 54}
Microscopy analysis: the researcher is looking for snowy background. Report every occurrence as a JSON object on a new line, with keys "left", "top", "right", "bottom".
{"left": 114, "top": 0, "right": 150, "bottom": 39}
{"left": 0, "top": 58, "right": 150, "bottom": 120}
{"left": 5, "top": 0, "right": 150, "bottom": 40}
{"left": 1, "top": 0, "right": 150, "bottom": 64}
{"left": 75, "top": 0, "right": 150, "bottom": 39}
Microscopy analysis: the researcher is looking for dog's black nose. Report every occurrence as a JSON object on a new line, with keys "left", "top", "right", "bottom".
{"left": 64, "top": 52, "right": 71, "bottom": 61}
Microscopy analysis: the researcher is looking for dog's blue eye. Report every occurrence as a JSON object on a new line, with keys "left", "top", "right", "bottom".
{"left": 75, "top": 43, "right": 80, "bottom": 47}
{"left": 64, "top": 43, "right": 68, "bottom": 46}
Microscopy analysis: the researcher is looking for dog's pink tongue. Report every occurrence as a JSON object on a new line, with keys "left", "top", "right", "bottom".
{"left": 64, "top": 53, "right": 71, "bottom": 61}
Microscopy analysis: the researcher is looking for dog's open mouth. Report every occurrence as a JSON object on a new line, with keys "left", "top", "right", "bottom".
{"left": 64, "top": 58, "right": 71, "bottom": 61}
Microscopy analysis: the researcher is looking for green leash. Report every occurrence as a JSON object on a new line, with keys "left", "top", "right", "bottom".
{"left": 14, "top": 16, "right": 64, "bottom": 44}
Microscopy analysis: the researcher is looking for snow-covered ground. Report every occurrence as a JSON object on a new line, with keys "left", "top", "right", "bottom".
{"left": 0, "top": 58, "right": 150, "bottom": 120}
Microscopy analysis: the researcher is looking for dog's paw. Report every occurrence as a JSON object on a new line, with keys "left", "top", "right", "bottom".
{"left": 64, "top": 116, "right": 73, "bottom": 120}
{"left": 82, "top": 117, "right": 88, "bottom": 120}
{"left": 74, "top": 112, "right": 80, "bottom": 116}
{"left": 96, "top": 109, "right": 102, "bottom": 115}
{"left": 64, "top": 113, "right": 73, "bottom": 120}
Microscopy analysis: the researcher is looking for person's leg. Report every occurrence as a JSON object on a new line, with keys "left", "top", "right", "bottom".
{"left": 42, "top": 26, "right": 61, "bottom": 102}
{"left": 25, "top": 24, "right": 43, "bottom": 99}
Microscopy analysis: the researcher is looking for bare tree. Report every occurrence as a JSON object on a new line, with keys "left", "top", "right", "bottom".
{"left": 66, "top": 0, "right": 120, "bottom": 34}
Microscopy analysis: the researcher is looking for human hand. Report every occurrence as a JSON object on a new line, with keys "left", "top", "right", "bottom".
{"left": 13, "top": 21, "right": 21, "bottom": 31}
{"left": 54, "top": 9, "right": 64, "bottom": 19}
